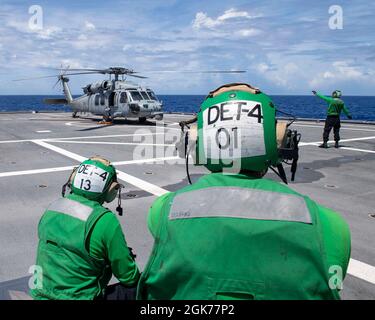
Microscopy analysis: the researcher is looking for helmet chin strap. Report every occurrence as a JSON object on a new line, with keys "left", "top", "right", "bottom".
{"left": 185, "top": 130, "right": 193, "bottom": 185}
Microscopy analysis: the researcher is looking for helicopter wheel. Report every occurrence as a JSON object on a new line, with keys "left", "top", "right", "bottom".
{"left": 139, "top": 117, "right": 147, "bottom": 123}
{"left": 72, "top": 112, "right": 78, "bottom": 118}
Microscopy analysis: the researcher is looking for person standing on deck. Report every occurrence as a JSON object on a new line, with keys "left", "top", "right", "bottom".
{"left": 312, "top": 90, "right": 352, "bottom": 148}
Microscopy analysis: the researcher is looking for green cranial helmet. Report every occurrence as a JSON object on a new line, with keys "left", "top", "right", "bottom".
{"left": 69, "top": 156, "right": 120, "bottom": 203}
{"left": 195, "top": 83, "right": 282, "bottom": 174}
{"left": 332, "top": 90, "right": 342, "bottom": 98}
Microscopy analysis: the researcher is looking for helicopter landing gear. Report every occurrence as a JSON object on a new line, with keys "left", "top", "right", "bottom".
{"left": 72, "top": 112, "right": 78, "bottom": 118}
{"left": 99, "top": 115, "right": 113, "bottom": 125}
{"left": 139, "top": 117, "right": 147, "bottom": 123}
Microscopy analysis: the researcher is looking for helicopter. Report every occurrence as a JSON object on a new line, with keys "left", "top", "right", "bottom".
{"left": 14, "top": 66, "right": 246, "bottom": 124}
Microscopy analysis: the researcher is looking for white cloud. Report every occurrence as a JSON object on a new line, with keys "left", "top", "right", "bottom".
{"left": 253, "top": 57, "right": 302, "bottom": 89}
{"left": 309, "top": 61, "right": 369, "bottom": 88}
{"left": 192, "top": 8, "right": 261, "bottom": 30}
{"left": 84, "top": 21, "right": 96, "bottom": 31}
{"left": 256, "top": 63, "right": 271, "bottom": 73}
{"left": 6, "top": 19, "right": 61, "bottom": 40}
{"left": 35, "top": 26, "right": 62, "bottom": 40}
{"left": 236, "top": 28, "right": 261, "bottom": 37}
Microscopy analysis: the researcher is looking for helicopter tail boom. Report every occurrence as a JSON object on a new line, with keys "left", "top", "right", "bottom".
{"left": 61, "top": 76, "right": 74, "bottom": 103}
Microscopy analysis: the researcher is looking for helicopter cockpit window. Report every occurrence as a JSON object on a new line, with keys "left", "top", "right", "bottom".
{"left": 120, "top": 92, "right": 128, "bottom": 103}
{"left": 130, "top": 91, "right": 143, "bottom": 101}
{"left": 146, "top": 90, "right": 158, "bottom": 101}
{"left": 140, "top": 91, "right": 149, "bottom": 100}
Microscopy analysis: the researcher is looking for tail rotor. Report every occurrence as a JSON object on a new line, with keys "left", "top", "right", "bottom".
{"left": 52, "top": 65, "right": 70, "bottom": 89}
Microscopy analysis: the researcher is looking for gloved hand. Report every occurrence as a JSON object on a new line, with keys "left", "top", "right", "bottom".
{"left": 348, "top": 115, "right": 353, "bottom": 120}
{"left": 312, "top": 90, "right": 317, "bottom": 95}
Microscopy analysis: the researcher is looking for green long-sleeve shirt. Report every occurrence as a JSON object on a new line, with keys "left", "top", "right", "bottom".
{"left": 89, "top": 211, "right": 140, "bottom": 286}
{"left": 316, "top": 92, "right": 351, "bottom": 117}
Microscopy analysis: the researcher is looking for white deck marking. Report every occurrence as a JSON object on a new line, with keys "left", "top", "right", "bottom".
{"left": 116, "top": 171, "right": 168, "bottom": 196}
{"left": 33, "top": 140, "right": 86, "bottom": 162}
{"left": 339, "top": 147, "right": 375, "bottom": 154}
{"left": 0, "top": 157, "right": 180, "bottom": 178}
{"left": 0, "top": 132, "right": 165, "bottom": 144}
{"left": 0, "top": 139, "right": 33, "bottom": 144}
{"left": 36, "top": 130, "right": 51, "bottom": 133}
{"left": 31, "top": 140, "right": 169, "bottom": 196}
{"left": 0, "top": 165, "right": 75, "bottom": 178}
{"left": 293, "top": 123, "right": 375, "bottom": 132}
{"left": 300, "top": 135, "right": 375, "bottom": 146}
{"left": 50, "top": 140, "right": 174, "bottom": 147}
{"left": 114, "top": 156, "right": 179, "bottom": 166}
{"left": 8, "top": 290, "right": 32, "bottom": 300}
{"left": 348, "top": 259, "right": 375, "bottom": 285}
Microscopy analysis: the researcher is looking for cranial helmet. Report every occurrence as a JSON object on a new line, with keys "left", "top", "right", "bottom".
{"left": 176, "top": 83, "right": 300, "bottom": 183}
{"left": 332, "top": 90, "right": 342, "bottom": 98}
{"left": 64, "top": 156, "right": 121, "bottom": 203}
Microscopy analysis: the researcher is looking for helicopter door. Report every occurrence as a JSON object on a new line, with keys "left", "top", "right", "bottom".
{"left": 118, "top": 92, "right": 129, "bottom": 116}
{"left": 108, "top": 92, "right": 115, "bottom": 107}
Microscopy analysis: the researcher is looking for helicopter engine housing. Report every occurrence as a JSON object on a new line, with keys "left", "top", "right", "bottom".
{"left": 85, "top": 81, "right": 112, "bottom": 94}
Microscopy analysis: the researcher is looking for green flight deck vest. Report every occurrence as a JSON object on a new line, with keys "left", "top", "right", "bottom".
{"left": 31, "top": 194, "right": 113, "bottom": 300}
{"left": 138, "top": 173, "right": 351, "bottom": 300}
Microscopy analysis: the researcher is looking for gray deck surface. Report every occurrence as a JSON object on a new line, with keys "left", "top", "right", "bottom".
{"left": 0, "top": 112, "right": 374, "bottom": 300}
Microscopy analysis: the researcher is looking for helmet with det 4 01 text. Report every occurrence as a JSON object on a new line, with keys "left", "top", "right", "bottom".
{"left": 176, "top": 83, "right": 301, "bottom": 184}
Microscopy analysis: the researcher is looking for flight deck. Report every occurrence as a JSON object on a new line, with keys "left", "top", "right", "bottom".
{"left": 0, "top": 112, "right": 374, "bottom": 300}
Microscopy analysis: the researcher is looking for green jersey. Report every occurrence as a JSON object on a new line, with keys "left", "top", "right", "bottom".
{"left": 31, "top": 193, "right": 140, "bottom": 300}
{"left": 316, "top": 92, "right": 351, "bottom": 117}
{"left": 138, "top": 173, "right": 351, "bottom": 300}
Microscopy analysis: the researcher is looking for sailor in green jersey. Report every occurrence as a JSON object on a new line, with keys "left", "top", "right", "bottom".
{"left": 312, "top": 90, "right": 352, "bottom": 148}
{"left": 138, "top": 83, "right": 351, "bottom": 300}
{"left": 31, "top": 156, "right": 140, "bottom": 300}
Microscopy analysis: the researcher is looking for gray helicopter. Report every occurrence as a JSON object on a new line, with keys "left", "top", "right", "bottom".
{"left": 15, "top": 66, "right": 246, "bottom": 124}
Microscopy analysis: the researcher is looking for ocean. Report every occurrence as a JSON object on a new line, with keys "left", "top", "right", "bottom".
{"left": 0, "top": 95, "right": 374, "bottom": 121}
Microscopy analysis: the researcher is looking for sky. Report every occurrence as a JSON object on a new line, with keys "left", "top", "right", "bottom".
{"left": 0, "top": 0, "right": 374, "bottom": 95}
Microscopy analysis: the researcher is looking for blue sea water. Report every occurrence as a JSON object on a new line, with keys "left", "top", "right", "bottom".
{"left": 0, "top": 95, "right": 374, "bottom": 121}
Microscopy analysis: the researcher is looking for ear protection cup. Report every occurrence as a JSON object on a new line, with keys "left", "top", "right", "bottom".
{"left": 68, "top": 168, "right": 77, "bottom": 186}
{"left": 276, "top": 121, "right": 288, "bottom": 149}
{"left": 104, "top": 181, "right": 121, "bottom": 203}
{"left": 332, "top": 90, "right": 342, "bottom": 98}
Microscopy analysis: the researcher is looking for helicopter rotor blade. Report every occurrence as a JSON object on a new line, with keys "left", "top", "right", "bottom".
{"left": 127, "top": 74, "right": 148, "bottom": 79}
{"left": 52, "top": 78, "right": 61, "bottom": 89}
{"left": 13, "top": 72, "right": 100, "bottom": 81}
{"left": 13, "top": 75, "right": 64, "bottom": 81}
{"left": 51, "top": 68, "right": 105, "bottom": 73}
{"left": 142, "top": 70, "right": 246, "bottom": 74}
